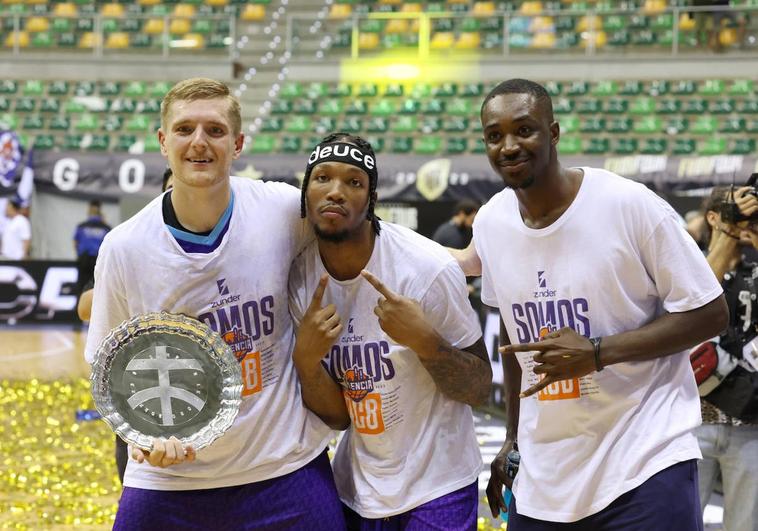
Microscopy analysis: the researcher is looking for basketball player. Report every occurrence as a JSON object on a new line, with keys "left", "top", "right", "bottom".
{"left": 84, "top": 78, "right": 345, "bottom": 530}
{"left": 289, "top": 133, "right": 492, "bottom": 530}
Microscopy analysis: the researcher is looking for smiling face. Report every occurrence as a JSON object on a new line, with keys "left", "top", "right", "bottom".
{"left": 305, "top": 161, "right": 372, "bottom": 243}
{"left": 158, "top": 97, "right": 244, "bottom": 190}
{"left": 481, "top": 93, "right": 559, "bottom": 190}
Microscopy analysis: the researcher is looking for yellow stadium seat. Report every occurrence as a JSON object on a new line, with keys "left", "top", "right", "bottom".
{"left": 105, "top": 32, "right": 129, "bottom": 48}
{"left": 642, "top": 0, "right": 666, "bottom": 15}
{"left": 385, "top": 19, "right": 409, "bottom": 34}
{"left": 240, "top": 4, "right": 265, "bottom": 21}
{"left": 531, "top": 32, "right": 556, "bottom": 48}
{"left": 520, "top": 1, "right": 543, "bottom": 15}
{"left": 577, "top": 15, "right": 601, "bottom": 32}
{"left": 169, "top": 18, "right": 191, "bottom": 35}
{"left": 52, "top": 2, "right": 77, "bottom": 17}
{"left": 330, "top": 4, "right": 352, "bottom": 18}
{"left": 25, "top": 16, "right": 49, "bottom": 32}
{"left": 679, "top": 14, "right": 696, "bottom": 32}
{"left": 455, "top": 31, "right": 481, "bottom": 49}
{"left": 183, "top": 33, "right": 205, "bottom": 48}
{"left": 472, "top": 1, "right": 496, "bottom": 15}
{"left": 378, "top": 0, "right": 402, "bottom": 4}
{"left": 173, "top": 4, "right": 196, "bottom": 18}
{"left": 719, "top": 27, "right": 738, "bottom": 47}
{"left": 400, "top": 3, "right": 422, "bottom": 12}
{"left": 430, "top": 31, "right": 454, "bottom": 49}
{"left": 580, "top": 30, "right": 607, "bottom": 48}
{"left": 79, "top": 32, "right": 102, "bottom": 48}
{"left": 358, "top": 32, "right": 379, "bottom": 49}
{"left": 4, "top": 31, "right": 29, "bottom": 48}
{"left": 530, "top": 16, "right": 554, "bottom": 32}
{"left": 138, "top": 0, "right": 161, "bottom": 6}
{"left": 206, "top": 0, "right": 229, "bottom": 6}
{"left": 101, "top": 3, "right": 124, "bottom": 17}
{"left": 144, "top": 18, "right": 165, "bottom": 35}
{"left": 410, "top": 18, "right": 420, "bottom": 32}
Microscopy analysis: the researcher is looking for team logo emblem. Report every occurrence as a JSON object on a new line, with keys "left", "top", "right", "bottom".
{"left": 344, "top": 365, "right": 374, "bottom": 402}
{"left": 221, "top": 327, "right": 254, "bottom": 363}
{"left": 123, "top": 345, "right": 207, "bottom": 427}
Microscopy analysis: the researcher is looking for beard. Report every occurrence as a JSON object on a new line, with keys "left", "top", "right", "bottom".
{"left": 503, "top": 173, "right": 536, "bottom": 190}
{"left": 314, "top": 224, "right": 353, "bottom": 243}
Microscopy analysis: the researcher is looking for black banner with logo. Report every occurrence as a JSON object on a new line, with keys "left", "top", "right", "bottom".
{"left": 30, "top": 151, "right": 758, "bottom": 202}
{"left": 0, "top": 261, "right": 79, "bottom": 324}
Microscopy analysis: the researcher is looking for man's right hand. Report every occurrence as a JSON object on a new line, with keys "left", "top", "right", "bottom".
{"left": 294, "top": 274, "right": 342, "bottom": 364}
{"left": 131, "top": 436, "right": 196, "bottom": 468}
{"left": 486, "top": 438, "right": 516, "bottom": 517}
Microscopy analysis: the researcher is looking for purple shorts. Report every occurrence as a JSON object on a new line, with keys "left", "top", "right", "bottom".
{"left": 508, "top": 459, "right": 704, "bottom": 531}
{"left": 344, "top": 481, "right": 478, "bottom": 531}
{"left": 114, "top": 450, "right": 346, "bottom": 531}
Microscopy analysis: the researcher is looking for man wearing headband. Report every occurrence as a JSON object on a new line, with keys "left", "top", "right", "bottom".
{"left": 289, "top": 133, "right": 492, "bottom": 529}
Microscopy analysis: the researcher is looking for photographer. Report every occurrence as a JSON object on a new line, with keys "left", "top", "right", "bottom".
{"left": 697, "top": 185, "right": 758, "bottom": 531}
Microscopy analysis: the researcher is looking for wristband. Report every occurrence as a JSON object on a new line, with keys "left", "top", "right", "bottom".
{"left": 590, "top": 336, "right": 603, "bottom": 372}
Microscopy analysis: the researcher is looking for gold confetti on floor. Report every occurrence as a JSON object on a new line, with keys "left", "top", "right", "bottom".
{"left": 0, "top": 378, "right": 119, "bottom": 530}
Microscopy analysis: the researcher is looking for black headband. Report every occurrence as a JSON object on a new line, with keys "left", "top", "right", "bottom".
{"left": 305, "top": 142, "right": 377, "bottom": 183}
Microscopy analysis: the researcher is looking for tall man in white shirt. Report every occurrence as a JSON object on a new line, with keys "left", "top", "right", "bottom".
{"left": 289, "top": 133, "right": 492, "bottom": 530}
{"left": 453, "top": 78, "right": 729, "bottom": 529}
{"left": 85, "top": 78, "right": 345, "bottom": 530}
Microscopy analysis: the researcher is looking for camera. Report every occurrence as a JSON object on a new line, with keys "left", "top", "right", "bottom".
{"left": 718, "top": 173, "right": 758, "bottom": 224}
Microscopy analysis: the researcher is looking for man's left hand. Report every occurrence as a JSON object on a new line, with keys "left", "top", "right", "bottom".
{"left": 500, "top": 327, "right": 596, "bottom": 397}
{"left": 361, "top": 270, "right": 438, "bottom": 352}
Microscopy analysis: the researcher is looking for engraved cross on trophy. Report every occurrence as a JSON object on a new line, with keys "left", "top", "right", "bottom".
{"left": 91, "top": 312, "right": 243, "bottom": 451}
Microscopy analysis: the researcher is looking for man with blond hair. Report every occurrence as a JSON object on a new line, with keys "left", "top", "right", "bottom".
{"left": 85, "top": 78, "right": 345, "bottom": 530}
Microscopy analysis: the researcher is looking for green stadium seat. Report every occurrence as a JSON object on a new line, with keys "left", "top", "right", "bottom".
{"left": 748, "top": 120, "right": 758, "bottom": 134}
{"left": 647, "top": 80, "right": 669, "bottom": 96}
{"left": 651, "top": 13, "right": 674, "bottom": 31}
{"left": 100, "top": 82, "right": 121, "bottom": 96}
{"left": 103, "top": 115, "right": 123, "bottom": 132}
{"left": 144, "top": 135, "right": 161, "bottom": 152}
{"left": 366, "top": 117, "right": 388, "bottom": 133}
{"left": 52, "top": 18, "right": 72, "bottom": 33}
{"left": 580, "top": 117, "right": 605, "bottom": 133}
{"left": 664, "top": 117, "right": 689, "bottom": 134}
{"left": 75, "top": 81, "right": 95, "bottom": 96}
{"left": 132, "top": 34, "right": 152, "bottom": 48}
{"left": 633, "top": 116, "right": 662, "bottom": 134}
{"left": 410, "top": 83, "right": 432, "bottom": 98}
{"left": 698, "top": 138, "right": 727, "bottom": 155}
{"left": 591, "top": 80, "right": 617, "bottom": 96}
{"left": 125, "top": 115, "right": 150, "bottom": 132}
{"left": 607, "top": 117, "right": 632, "bottom": 134}
{"left": 555, "top": 16, "right": 575, "bottom": 31}
{"left": 391, "top": 137, "right": 413, "bottom": 154}
{"left": 358, "top": 83, "right": 378, "bottom": 97}
{"left": 546, "top": 82, "right": 564, "bottom": 97}
{"left": 313, "top": 117, "right": 336, "bottom": 134}
{"left": 460, "top": 83, "right": 484, "bottom": 97}
{"left": 49, "top": 116, "right": 70, "bottom": 130}
{"left": 15, "top": 98, "right": 36, "bottom": 113}
{"left": 22, "top": 80, "right": 43, "bottom": 96}
{"left": 261, "top": 118, "right": 282, "bottom": 132}
{"left": 443, "top": 117, "right": 469, "bottom": 132}
{"left": 64, "top": 134, "right": 83, "bottom": 150}
{"left": 315, "top": 99, "right": 341, "bottom": 116}
{"left": 280, "top": 83, "right": 302, "bottom": 99}
{"left": 75, "top": 114, "right": 99, "bottom": 132}
{"left": 567, "top": 81, "right": 589, "bottom": 96}
{"left": 682, "top": 99, "right": 707, "bottom": 114}
{"left": 57, "top": 32, "right": 77, "bottom": 47}
{"left": 432, "top": 83, "right": 457, "bottom": 98}
{"left": 728, "top": 80, "right": 753, "bottom": 96}
{"left": 22, "top": 115, "right": 44, "bottom": 130}
{"left": 558, "top": 136, "right": 582, "bottom": 155}
{"left": 149, "top": 82, "right": 171, "bottom": 98}
{"left": 608, "top": 30, "right": 630, "bottom": 47}
{"left": 399, "top": 99, "right": 420, "bottom": 114}
{"left": 337, "top": 117, "right": 362, "bottom": 133}
{"left": 420, "top": 117, "right": 442, "bottom": 133}
{"left": 115, "top": 135, "right": 137, "bottom": 152}
{"left": 640, "top": 138, "right": 667, "bottom": 155}
{"left": 445, "top": 98, "right": 471, "bottom": 117}
{"left": 360, "top": 19, "right": 385, "bottom": 33}
{"left": 414, "top": 136, "right": 441, "bottom": 155}
{"left": 249, "top": 134, "right": 276, "bottom": 154}
{"left": 446, "top": 137, "right": 468, "bottom": 154}
{"left": 32, "top": 134, "right": 55, "bottom": 150}
{"left": 630, "top": 97, "right": 655, "bottom": 115}
{"left": 560, "top": 115, "right": 579, "bottom": 133}
{"left": 111, "top": 99, "right": 136, "bottom": 113}
{"left": 553, "top": 98, "right": 574, "bottom": 114}
{"left": 47, "top": 80, "right": 68, "bottom": 95}
{"left": 656, "top": 98, "right": 680, "bottom": 114}
{"left": 122, "top": 19, "right": 143, "bottom": 33}
{"left": 698, "top": 79, "right": 725, "bottom": 96}
{"left": 345, "top": 100, "right": 368, "bottom": 115}
{"left": 628, "top": 15, "right": 649, "bottom": 29}
{"left": 369, "top": 99, "right": 396, "bottom": 117}
{"left": 32, "top": 31, "right": 53, "bottom": 48}
{"left": 737, "top": 100, "right": 758, "bottom": 114}
{"left": 382, "top": 84, "right": 404, "bottom": 97}
{"left": 293, "top": 100, "right": 316, "bottom": 114}
{"left": 720, "top": 117, "right": 745, "bottom": 133}
{"left": 192, "top": 19, "right": 212, "bottom": 34}
{"left": 613, "top": 138, "right": 638, "bottom": 154}
{"left": 603, "top": 15, "right": 625, "bottom": 32}
{"left": 0, "top": 113, "right": 17, "bottom": 130}
{"left": 421, "top": 99, "right": 445, "bottom": 114}
{"left": 576, "top": 99, "right": 602, "bottom": 114}
{"left": 0, "top": 98, "right": 9, "bottom": 111}
{"left": 672, "top": 138, "right": 696, "bottom": 155}
{"left": 88, "top": 134, "right": 110, "bottom": 151}
{"left": 270, "top": 100, "right": 292, "bottom": 114}
{"left": 690, "top": 116, "right": 717, "bottom": 135}
{"left": 124, "top": 81, "right": 146, "bottom": 98}
{"left": 619, "top": 80, "right": 642, "bottom": 95}
{"left": 482, "top": 31, "right": 504, "bottom": 49}
{"left": 101, "top": 19, "right": 119, "bottom": 33}
{"left": 432, "top": 19, "right": 454, "bottom": 32}
{"left": 391, "top": 116, "right": 417, "bottom": 133}
{"left": 584, "top": 138, "right": 609, "bottom": 154}
{"left": 605, "top": 98, "right": 628, "bottom": 114}
{"left": 328, "top": 83, "right": 351, "bottom": 97}
{"left": 306, "top": 83, "right": 328, "bottom": 99}
{"left": 708, "top": 99, "right": 734, "bottom": 114}
{"left": 671, "top": 80, "right": 696, "bottom": 95}
{"left": 284, "top": 116, "right": 311, "bottom": 133}
{"left": 731, "top": 138, "right": 755, "bottom": 155}
{"left": 365, "top": 135, "right": 384, "bottom": 153}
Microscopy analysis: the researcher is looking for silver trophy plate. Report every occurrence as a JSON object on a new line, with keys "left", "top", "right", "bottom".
{"left": 91, "top": 312, "right": 243, "bottom": 451}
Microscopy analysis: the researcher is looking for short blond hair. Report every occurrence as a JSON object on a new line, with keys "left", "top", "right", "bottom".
{"left": 161, "top": 77, "right": 242, "bottom": 136}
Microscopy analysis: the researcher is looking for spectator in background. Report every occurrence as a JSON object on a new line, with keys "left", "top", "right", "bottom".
{"left": 432, "top": 199, "right": 480, "bottom": 249}
{"left": 0, "top": 196, "right": 31, "bottom": 260}
{"left": 73, "top": 200, "right": 111, "bottom": 296}
{"left": 695, "top": 186, "right": 758, "bottom": 531}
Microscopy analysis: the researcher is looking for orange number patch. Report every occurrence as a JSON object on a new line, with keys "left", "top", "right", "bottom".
{"left": 537, "top": 377, "right": 581, "bottom": 401}
{"left": 241, "top": 351, "right": 262, "bottom": 396}
{"left": 344, "top": 392, "right": 385, "bottom": 435}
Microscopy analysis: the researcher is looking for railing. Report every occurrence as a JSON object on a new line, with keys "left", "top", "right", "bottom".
{"left": 287, "top": 5, "right": 758, "bottom": 60}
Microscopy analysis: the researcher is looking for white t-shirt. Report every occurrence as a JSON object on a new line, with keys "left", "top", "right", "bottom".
{"left": 85, "top": 177, "right": 332, "bottom": 490}
{"left": 473, "top": 167, "right": 723, "bottom": 522}
{"left": 289, "top": 222, "right": 483, "bottom": 518}
{"left": 0, "top": 213, "right": 31, "bottom": 259}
